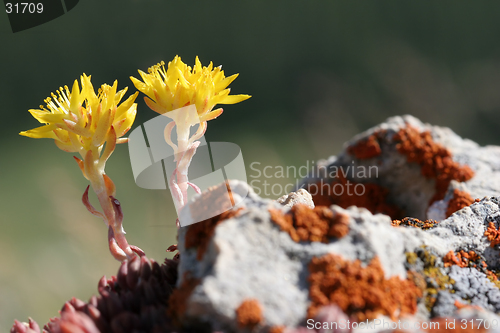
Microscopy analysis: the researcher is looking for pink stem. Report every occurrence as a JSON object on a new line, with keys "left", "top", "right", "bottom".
{"left": 110, "top": 197, "right": 143, "bottom": 260}
{"left": 188, "top": 121, "right": 207, "bottom": 146}
{"left": 108, "top": 226, "right": 127, "bottom": 261}
{"left": 82, "top": 185, "right": 105, "bottom": 221}
{"left": 176, "top": 141, "right": 201, "bottom": 203}
{"left": 169, "top": 168, "right": 184, "bottom": 207}
{"left": 187, "top": 182, "right": 202, "bottom": 194}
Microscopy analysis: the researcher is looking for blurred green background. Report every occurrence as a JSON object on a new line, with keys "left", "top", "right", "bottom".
{"left": 2, "top": 1, "right": 500, "bottom": 330}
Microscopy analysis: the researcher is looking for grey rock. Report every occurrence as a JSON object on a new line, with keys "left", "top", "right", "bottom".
{"left": 432, "top": 290, "right": 462, "bottom": 318}
{"left": 174, "top": 115, "right": 500, "bottom": 332}
{"left": 298, "top": 114, "right": 500, "bottom": 221}
{"left": 177, "top": 181, "right": 447, "bottom": 332}
{"left": 428, "top": 196, "right": 500, "bottom": 269}
{"left": 448, "top": 266, "right": 500, "bottom": 312}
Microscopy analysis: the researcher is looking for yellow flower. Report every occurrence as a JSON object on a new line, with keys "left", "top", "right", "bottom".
{"left": 20, "top": 74, "right": 138, "bottom": 156}
{"left": 20, "top": 74, "right": 142, "bottom": 261}
{"left": 130, "top": 56, "right": 251, "bottom": 122}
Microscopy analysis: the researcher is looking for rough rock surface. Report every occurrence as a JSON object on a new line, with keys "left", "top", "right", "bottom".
{"left": 299, "top": 115, "right": 500, "bottom": 221}
{"left": 175, "top": 181, "right": 500, "bottom": 332}
{"left": 174, "top": 115, "right": 500, "bottom": 333}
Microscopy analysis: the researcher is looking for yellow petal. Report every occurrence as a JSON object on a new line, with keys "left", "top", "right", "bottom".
{"left": 175, "top": 67, "right": 190, "bottom": 89}
{"left": 115, "top": 91, "right": 138, "bottom": 119}
{"left": 115, "top": 87, "right": 128, "bottom": 104}
{"left": 219, "top": 94, "right": 251, "bottom": 104}
{"left": 130, "top": 76, "right": 153, "bottom": 99}
{"left": 199, "top": 108, "right": 223, "bottom": 122}
{"left": 69, "top": 80, "right": 81, "bottom": 114}
{"left": 144, "top": 97, "right": 169, "bottom": 115}
{"left": 215, "top": 74, "right": 239, "bottom": 92}
{"left": 115, "top": 104, "right": 137, "bottom": 137}
{"left": 81, "top": 74, "right": 98, "bottom": 108}
{"left": 194, "top": 56, "right": 202, "bottom": 73}
{"left": 99, "top": 126, "right": 116, "bottom": 166}
{"left": 28, "top": 109, "right": 66, "bottom": 124}
{"left": 101, "top": 82, "right": 116, "bottom": 113}
{"left": 55, "top": 139, "right": 78, "bottom": 152}
{"left": 92, "top": 107, "right": 113, "bottom": 147}
{"left": 19, "top": 124, "right": 58, "bottom": 138}
{"left": 53, "top": 128, "right": 70, "bottom": 143}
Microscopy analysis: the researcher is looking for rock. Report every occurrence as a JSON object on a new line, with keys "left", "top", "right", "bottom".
{"left": 277, "top": 189, "right": 315, "bottom": 209}
{"left": 298, "top": 114, "right": 500, "bottom": 221}
{"left": 174, "top": 181, "right": 422, "bottom": 331}
{"left": 173, "top": 115, "right": 500, "bottom": 332}
{"left": 174, "top": 180, "right": 500, "bottom": 332}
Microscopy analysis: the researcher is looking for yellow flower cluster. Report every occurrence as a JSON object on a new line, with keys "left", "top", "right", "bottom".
{"left": 130, "top": 56, "right": 251, "bottom": 122}
{"left": 19, "top": 56, "right": 251, "bottom": 262}
{"left": 20, "top": 74, "right": 138, "bottom": 156}
{"left": 20, "top": 74, "right": 141, "bottom": 261}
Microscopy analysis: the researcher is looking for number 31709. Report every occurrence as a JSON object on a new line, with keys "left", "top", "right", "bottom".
{"left": 5, "top": 3, "right": 43, "bottom": 14}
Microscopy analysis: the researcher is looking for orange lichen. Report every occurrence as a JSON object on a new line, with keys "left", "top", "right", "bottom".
{"left": 446, "top": 189, "right": 476, "bottom": 218}
{"left": 308, "top": 174, "right": 401, "bottom": 220}
{"left": 189, "top": 181, "right": 235, "bottom": 223}
{"left": 452, "top": 300, "right": 482, "bottom": 311}
{"left": 442, "top": 250, "right": 500, "bottom": 289}
{"left": 269, "top": 204, "right": 350, "bottom": 243}
{"left": 167, "top": 273, "right": 200, "bottom": 324}
{"left": 347, "top": 133, "right": 382, "bottom": 159}
{"left": 236, "top": 299, "right": 263, "bottom": 329}
{"left": 184, "top": 207, "right": 242, "bottom": 260}
{"left": 183, "top": 178, "right": 243, "bottom": 261}
{"left": 394, "top": 126, "right": 474, "bottom": 204}
{"left": 392, "top": 217, "right": 438, "bottom": 230}
{"left": 308, "top": 254, "right": 422, "bottom": 321}
{"left": 487, "top": 270, "right": 498, "bottom": 280}
{"left": 484, "top": 203, "right": 500, "bottom": 250}
{"left": 485, "top": 222, "right": 500, "bottom": 248}
{"left": 454, "top": 300, "right": 468, "bottom": 310}
{"left": 443, "top": 250, "right": 480, "bottom": 268}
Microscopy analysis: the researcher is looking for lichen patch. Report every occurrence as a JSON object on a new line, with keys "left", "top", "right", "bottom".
{"left": 167, "top": 273, "right": 200, "bottom": 324}
{"left": 347, "top": 133, "right": 383, "bottom": 159}
{"left": 392, "top": 217, "right": 438, "bottom": 230}
{"left": 185, "top": 207, "right": 243, "bottom": 260}
{"left": 236, "top": 299, "right": 263, "bottom": 329}
{"left": 308, "top": 254, "right": 422, "bottom": 321}
{"left": 446, "top": 189, "right": 476, "bottom": 218}
{"left": 269, "top": 204, "right": 349, "bottom": 243}
{"left": 308, "top": 175, "right": 401, "bottom": 220}
{"left": 394, "top": 126, "right": 474, "bottom": 204}
{"left": 443, "top": 250, "right": 480, "bottom": 268}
